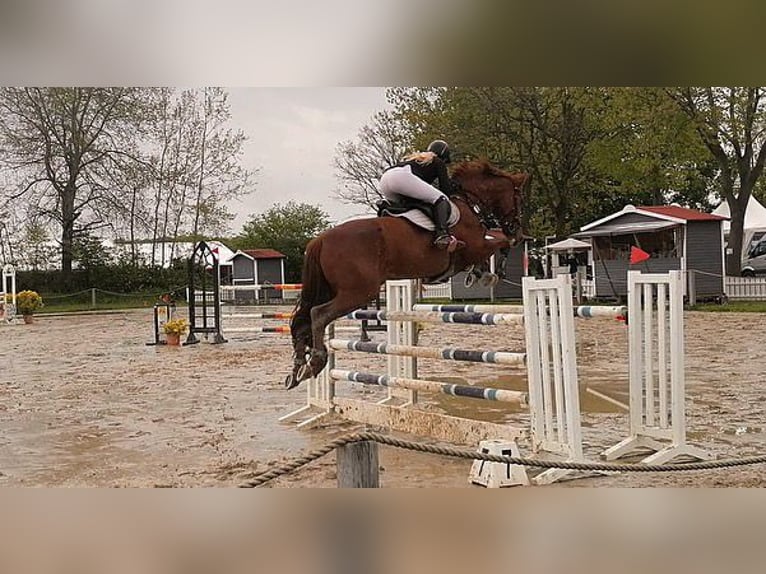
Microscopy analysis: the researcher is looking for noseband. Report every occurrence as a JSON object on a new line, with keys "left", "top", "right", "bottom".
{"left": 451, "top": 181, "right": 523, "bottom": 239}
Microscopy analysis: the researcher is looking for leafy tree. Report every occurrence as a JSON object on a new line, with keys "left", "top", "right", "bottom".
{"left": 667, "top": 87, "right": 766, "bottom": 275}
{"left": 72, "top": 233, "right": 114, "bottom": 270}
{"left": 19, "top": 220, "right": 58, "bottom": 271}
{"left": 589, "top": 88, "right": 714, "bottom": 209}
{"left": 386, "top": 87, "right": 724, "bottom": 238}
{"left": 233, "top": 202, "right": 331, "bottom": 282}
{"left": 387, "top": 87, "right": 615, "bottom": 236}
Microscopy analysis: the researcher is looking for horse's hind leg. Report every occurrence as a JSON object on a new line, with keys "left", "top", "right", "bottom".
{"left": 305, "top": 291, "right": 376, "bottom": 379}
{"left": 285, "top": 316, "right": 313, "bottom": 390}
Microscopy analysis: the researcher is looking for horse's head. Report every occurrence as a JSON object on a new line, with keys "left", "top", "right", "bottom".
{"left": 451, "top": 161, "right": 527, "bottom": 245}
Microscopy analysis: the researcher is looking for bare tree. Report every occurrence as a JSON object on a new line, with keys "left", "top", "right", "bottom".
{"left": 668, "top": 87, "right": 766, "bottom": 275}
{"left": 333, "top": 110, "right": 410, "bottom": 210}
{"left": 0, "top": 88, "right": 150, "bottom": 276}
{"left": 189, "top": 88, "right": 253, "bottom": 238}
{"left": 132, "top": 88, "right": 256, "bottom": 265}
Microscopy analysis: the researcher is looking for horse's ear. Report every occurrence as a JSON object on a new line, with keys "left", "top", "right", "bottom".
{"left": 515, "top": 173, "right": 531, "bottom": 190}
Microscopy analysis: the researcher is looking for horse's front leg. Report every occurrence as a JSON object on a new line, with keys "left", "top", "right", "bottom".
{"left": 474, "top": 237, "right": 512, "bottom": 287}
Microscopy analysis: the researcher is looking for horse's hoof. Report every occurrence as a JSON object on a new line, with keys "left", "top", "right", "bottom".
{"left": 480, "top": 273, "right": 499, "bottom": 288}
{"left": 464, "top": 273, "right": 476, "bottom": 288}
{"left": 296, "top": 363, "right": 312, "bottom": 382}
{"left": 285, "top": 374, "right": 300, "bottom": 390}
{"left": 308, "top": 350, "right": 328, "bottom": 377}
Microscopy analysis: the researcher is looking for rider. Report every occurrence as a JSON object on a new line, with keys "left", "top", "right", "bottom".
{"left": 378, "top": 139, "right": 462, "bottom": 251}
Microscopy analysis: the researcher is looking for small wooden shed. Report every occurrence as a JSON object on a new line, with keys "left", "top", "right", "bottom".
{"left": 571, "top": 204, "right": 726, "bottom": 300}
{"left": 227, "top": 248, "right": 287, "bottom": 303}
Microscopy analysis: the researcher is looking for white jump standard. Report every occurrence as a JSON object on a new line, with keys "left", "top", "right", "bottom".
{"left": 602, "top": 270, "right": 711, "bottom": 465}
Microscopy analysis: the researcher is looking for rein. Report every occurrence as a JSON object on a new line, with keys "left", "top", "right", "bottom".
{"left": 450, "top": 184, "right": 521, "bottom": 239}
{"left": 451, "top": 192, "right": 497, "bottom": 231}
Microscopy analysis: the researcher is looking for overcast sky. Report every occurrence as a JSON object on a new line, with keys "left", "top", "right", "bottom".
{"left": 225, "top": 87, "right": 391, "bottom": 231}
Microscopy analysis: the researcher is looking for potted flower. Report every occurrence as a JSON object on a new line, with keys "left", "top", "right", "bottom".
{"left": 162, "top": 318, "right": 189, "bottom": 346}
{"left": 16, "top": 290, "right": 43, "bottom": 324}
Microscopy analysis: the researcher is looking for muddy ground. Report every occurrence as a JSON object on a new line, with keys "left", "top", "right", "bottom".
{"left": 2, "top": 305, "right": 766, "bottom": 488}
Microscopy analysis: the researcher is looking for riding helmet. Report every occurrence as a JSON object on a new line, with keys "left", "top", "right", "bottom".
{"left": 427, "top": 139, "right": 451, "bottom": 163}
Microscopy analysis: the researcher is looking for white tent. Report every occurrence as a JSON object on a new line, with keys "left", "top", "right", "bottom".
{"left": 545, "top": 238, "right": 592, "bottom": 251}
{"left": 712, "top": 195, "right": 766, "bottom": 257}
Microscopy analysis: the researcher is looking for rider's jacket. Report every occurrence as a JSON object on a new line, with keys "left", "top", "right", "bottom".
{"left": 395, "top": 156, "right": 452, "bottom": 195}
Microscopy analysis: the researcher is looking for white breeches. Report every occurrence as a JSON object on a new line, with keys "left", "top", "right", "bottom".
{"left": 379, "top": 165, "right": 445, "bottom": 205}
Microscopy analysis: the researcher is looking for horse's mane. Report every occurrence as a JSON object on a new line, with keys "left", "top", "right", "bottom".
{"left": 451, "top": 159, "right": 516, "bottom": 181}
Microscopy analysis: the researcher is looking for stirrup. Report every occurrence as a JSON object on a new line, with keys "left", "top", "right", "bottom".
{"left": 434, "top": 235, "right": 464, "bottom": 253}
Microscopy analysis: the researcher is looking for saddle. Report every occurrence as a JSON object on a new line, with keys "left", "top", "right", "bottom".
{"left": 376, "top": 197, "right": 430, "bottom": 218}
{"left": 375, "top": 198, "right": 460, "bottom": 232}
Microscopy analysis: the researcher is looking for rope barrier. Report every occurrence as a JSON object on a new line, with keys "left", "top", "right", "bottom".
{"left": 41, "top": 290, "right": 94, "bottom": 301}
{"left": 237, "top": 431, "right": 766, "bottom": 488}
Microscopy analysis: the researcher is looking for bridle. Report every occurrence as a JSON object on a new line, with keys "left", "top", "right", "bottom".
{"left": 450, "top": 180, "right": 523, "bottom": 240}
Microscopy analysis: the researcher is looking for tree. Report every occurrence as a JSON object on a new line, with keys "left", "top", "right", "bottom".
{"left": 189, "top": 88, "right": 253, "bottom": 239}
{"left": 387, "top": 87, "right": 723, "bottom": 238}
{"left": 0, "top": 87, "right": 151, "bottom": 278}
{"left": 333, "top": 110, "right": 410, "bottom": 210}
{"left": 667, "top": 87, "right": 766, "bottom": 275}
{"left": 141, "top": 88, "right": 256, "bottom": 265}
{"left": 233, "top": 202, "right": 331, "bottom": 282}
{"left": 588, "top": 88, "right": 714, "bottom": 210}
{"left": 18, "top": 220, "right": 58, "bottom": 271}
{"left": 388, "top": 87, "right": 614, "bottom": 237}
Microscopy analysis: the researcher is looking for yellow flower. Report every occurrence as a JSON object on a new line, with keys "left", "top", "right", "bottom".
{"left": 162, "top": 318, "right": 189, "bottom": 335}
{"left": 17, "top": 290, "right": 43, "bottom": 316}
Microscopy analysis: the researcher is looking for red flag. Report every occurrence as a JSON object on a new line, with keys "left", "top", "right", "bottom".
{"left": 629, "top": 246, "right": 651, "bottom": 265}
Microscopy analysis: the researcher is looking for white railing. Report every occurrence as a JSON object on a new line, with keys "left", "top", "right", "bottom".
{"left": 420, "top": 282, "right": 452, "bottom": 300}
{"left": 724, "top": 276, "right": 766, "bottom": 301}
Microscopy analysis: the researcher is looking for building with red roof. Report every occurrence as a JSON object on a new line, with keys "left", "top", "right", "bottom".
{"left": 571, "top": 204, "right": 725, "bottom": 300}
{"left": 222, "top": 247, "right": 289, "bottom": 303}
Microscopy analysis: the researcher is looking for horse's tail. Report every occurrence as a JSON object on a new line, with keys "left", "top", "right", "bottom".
{"left": 290, "top": 237, "right": 332, "bottom": 344}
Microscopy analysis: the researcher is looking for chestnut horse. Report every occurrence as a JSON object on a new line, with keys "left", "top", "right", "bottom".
{"left": 285, "top": 160, "right": 528, "bottom": 389}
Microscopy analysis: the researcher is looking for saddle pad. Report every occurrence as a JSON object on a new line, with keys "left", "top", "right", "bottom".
{"left": 385, "top": 200, "right": 460, "bottom": 231}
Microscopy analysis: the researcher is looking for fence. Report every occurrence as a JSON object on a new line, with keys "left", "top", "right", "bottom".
{"left": 724, "top": 276, "right": 766, "bottom": 301}
{"left": 420, "top": 282, "right": 452, "bottom": 300}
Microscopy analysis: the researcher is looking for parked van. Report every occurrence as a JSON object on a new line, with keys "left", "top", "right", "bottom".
{"left": 741, "top": 236, "right": 766, "bottom": 276}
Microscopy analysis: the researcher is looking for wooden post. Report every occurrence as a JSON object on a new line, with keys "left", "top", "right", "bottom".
{"left": 336, "top": 440, "right": 380, "bottom": 488}
{"left": 688, "top": 270, "right": 697, "bottom": 306}
{"left": 575, "top": 268, "right": 584, "bottom": 304}
{"left": 91, "top": 288, "right": 97, "bottom": 309}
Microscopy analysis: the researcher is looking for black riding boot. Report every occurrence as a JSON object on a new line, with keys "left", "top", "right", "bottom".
{"left": 431, "top": 196, "right": 461, "bottom": 251}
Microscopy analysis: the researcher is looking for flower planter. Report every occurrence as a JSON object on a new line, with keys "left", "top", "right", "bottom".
{"left": 165, "top": 333, "right": 181, "bottom": 346}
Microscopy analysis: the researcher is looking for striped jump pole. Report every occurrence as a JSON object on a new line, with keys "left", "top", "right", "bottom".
{"left": 220, "top": 312, "right": 294, "bottom": 320}
{"left": 330, "top": 370, "right": 527, "bottom": 405}
{"left": 346, "top": 309, "right": 524, "bottom": 326}
{"left": 328, "top": 338, "right": 526, "bottom": 366}
{"left": 413, "top": 303, "right": 524, "bottom": 314}
{"left": 220, "top": 283, "right": 302, "bottom": 291}
{"left": 224, "top": 326, "right": 292, "bottom": 334}
{"left": 414, "top": 303, "right": 626, "bottom": 321}
{"left": 223, "top": 324, "right": 360, "bottom": 335}
{"left": 574, "top": 305, "right": 627, "bottom": 320}
{"left": 268, "top": 284, "right": 302, "bottom": 291}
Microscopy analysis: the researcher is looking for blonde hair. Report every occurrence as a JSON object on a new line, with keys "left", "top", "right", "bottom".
{"left": 402, "top": 151, "right": 437, "bottom": 164}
